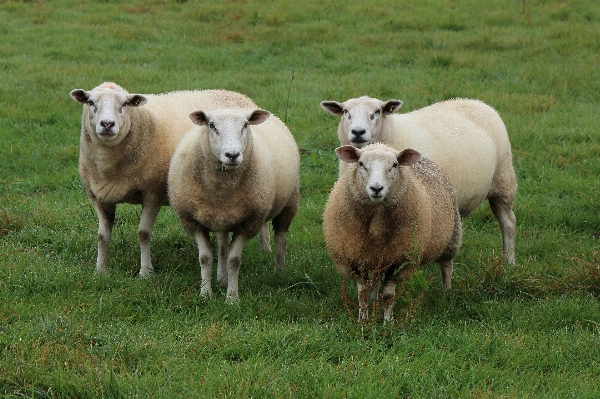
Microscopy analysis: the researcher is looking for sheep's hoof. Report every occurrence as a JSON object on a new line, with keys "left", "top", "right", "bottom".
{"left": 225, "top": 295, "right": 240, "bottom": 305}
{"left": 138, "top": 267, "right": 153, "bottom": 278}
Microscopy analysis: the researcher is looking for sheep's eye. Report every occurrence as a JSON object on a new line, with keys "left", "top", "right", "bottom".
{"left": 391, "top": 162, "right": 398, "bottom": 169}
{"left": 358, "top": 161, "right": 365, "bottom": 169}
{"left": 343, "top": 109, "right": 351, "bottom": 119}
{"left": 209, "top": 122, "right": 218, "bottom": 132}
{"left": 119, "top": 105, "right": 125, "bottom": 113}
{"left": 371, "top": 109, "right": 381, "bottom": 120}
{"left": 87, "top": 101, "right": 96, "bottom": 111}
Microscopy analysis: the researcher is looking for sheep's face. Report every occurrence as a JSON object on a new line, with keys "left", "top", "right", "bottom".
{"left": 321, "top": 97, "right": 402, "bottom": 148}
{"left": 336, "top": 144, "right": 421, "bottom": 203}
{"left": 190, "top": 109, "right": 270, "bottom": 170}
{"left": 70, "top": 83, "right": 147, "bottom": 147}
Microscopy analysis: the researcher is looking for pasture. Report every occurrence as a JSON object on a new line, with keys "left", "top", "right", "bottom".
{"left": 1, "top": 0, "right": 599, "bottom": 397}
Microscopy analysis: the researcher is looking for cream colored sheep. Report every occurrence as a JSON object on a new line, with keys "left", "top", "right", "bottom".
{"left": 323, "top": 143, "right": 462, "bottom": 322}
{"left": 168, "top": 108, "right": 300, "bottom": 302}
{"left": 70, "top": 82, "right": 258, "bottom": 276}
{"left": 321, "top": 97, "right": 517, "bottom": 264}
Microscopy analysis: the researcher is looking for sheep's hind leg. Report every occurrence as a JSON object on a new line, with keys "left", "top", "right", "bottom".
{"left": 439, "top": 259, "right": 453, "bottom": 290}
{"left": 93, "top": 201, "right": 116, "bottom": 274}
{"left": 489, "top": 196, "right": 516, "bottom": 265}
{"left": 259, "top": 223, "right": 271, "bottom": 252}
{"left": 138, "top": 203, "right": 161, "bottom": 277}
{"left": 194, "top": 230, "right": 214, "bottom": 299}
{"left": 216, "top": 231, "right": 230, "bottom": 284}
{"left": 271, "top": 196, "right": 298, "bottom": 270}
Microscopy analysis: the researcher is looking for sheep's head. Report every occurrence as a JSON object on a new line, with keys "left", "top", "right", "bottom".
{"left": 190, "top": 108, "right": 270, "bottom": 170}
{"left": 336, "top": 144, "right": 421, "bottom": 203}
{"left": 321, "top": 97, "right": 402, "bottom": 148}
{"left": 70, "top": 82, "right": 147, "bottom": 147}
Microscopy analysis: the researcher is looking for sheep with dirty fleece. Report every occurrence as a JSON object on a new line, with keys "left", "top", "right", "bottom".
{"left": 320, "top": 96, "right": 517, "bottom": 264}
{"left": 323, "top": 143, "right": 462, "bottom": 322}
{"left": 168, "top": 107, "right": 300, "bottom": 303}
{"left": 70, "top": 82, "right": 259, "bottom": 277}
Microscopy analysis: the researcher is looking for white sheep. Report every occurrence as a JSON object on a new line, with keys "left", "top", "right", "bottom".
{"left": 323, "top": 143, "right": 462, "bottom": 322}
{"left": 70, "top": 82, "right": 259, "bottom": 276}
{"left": 167, "top": 108, "right": 300, "bottom": 302}
{"left": 321, "top": 96, "right": 517, "bottom": 264}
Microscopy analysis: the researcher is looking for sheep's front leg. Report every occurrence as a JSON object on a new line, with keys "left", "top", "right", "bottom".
{"left": 138, "top": 203, "right": 161, "bottom": 277}
{"left": 357, "top": 279, "right": 372, "bottom": 322}
{"left": 225, "top": 234, "right": 251, "bottom": 304}
{"left": 93, "top": 201, "right": 116, "bottom": 274}
{"left": 216, "top": 231, "right": 230, "bottom": 284}
{"left": 381, "top": 280, "right": 398, "bottom": 323}
{"left": 194, "top": 231, "right": 214, "bottom": 299}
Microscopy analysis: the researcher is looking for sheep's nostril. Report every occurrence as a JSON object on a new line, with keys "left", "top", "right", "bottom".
{"left": 101, "top": 120, "right": 115, "bottom": 129}
{"left": 352, "top": 128, "right": 366, "bottom": 137}
{"left": 225, "top": 152, "right": 240, "bottom": 162}
{"left": 370, "top": 185, "right": 384, "bottom": 195}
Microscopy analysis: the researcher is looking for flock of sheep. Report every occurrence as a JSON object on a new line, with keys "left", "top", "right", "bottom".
{"left": 69, "top": 81, "right": 517, "bottom": 322}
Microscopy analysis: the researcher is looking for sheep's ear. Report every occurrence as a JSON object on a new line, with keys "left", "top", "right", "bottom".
{"left": 125, "top": 94, "right": 148, "bottom": 107}
{"left": 70, "top": 89, "right": 90, "bottom": 104}
{"left": 382, "top": 100, "right": 402, "bottom": 114}
{"left": 397, "top": 148, "right": 421, "bottom": 166}
{"left": 320, "top": 101, "right": 345, "bottom": 116}
{"left": 248, "top": 110, "right": 270, "bottom": 125}
{"left": 190, "top": 111, "right": 209, "bottom": 126}
{"left": 335, "top": 145, "right": 360, "bottom": 163}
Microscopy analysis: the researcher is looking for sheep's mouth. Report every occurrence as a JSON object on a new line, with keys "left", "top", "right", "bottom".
{"left": 97, "top": 131, "right": 117, "bottom": 138}
{"left": 369, "top": 194, "right": 385, "bottom": 202}
{"left": 221, "top": 162, "right": 241, "bottom": 170}
{"left": 350, "top": 139, "right": 369, "bottom": 148}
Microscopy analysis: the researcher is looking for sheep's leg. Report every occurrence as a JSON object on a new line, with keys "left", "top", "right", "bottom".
{"left": 225, "top": 234, "right": 251, "bottom": 304}
{"left": 273, "top": 229, "right": 287, "bottom": 270}
{"left": 357, "top": 279, "right": 372, "bottom": 322}
{"left": 93, "top": 201, "right": 116, "bottom": 274}
{"left": 194, "top": 230, "right": 214, "bottom": 299}
{"left": 489, "top": 197, "right": 516, "bottom": 264}
{"left": 259, "top": 223, "right": 271, "bottom": 252}
{"left": 439, "top": 259, "right": 453, "bottom": 290}
{"left": 272, "top": 195, "right": 298, "bottom": 270}
{"left": 381, "top": 280, "right": 398, "bottom": 323}
{"left": 138, "top": 203, "right": 161, "bottom": 277}
{"left": 216, "top": 231, "right": 230, "bottom": 284}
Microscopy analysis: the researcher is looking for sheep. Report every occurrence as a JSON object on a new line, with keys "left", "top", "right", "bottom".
{"left": 320, "top": 97, "right": 517, "bottom": 264}
{"left": 70, "top": 82, "right": 260, "bottom": 277}
{"left": 167, "top": 108, "right": 300, "bottom": 303}
{"left": 322, "top": 143, "right": 462, "bottom": 322}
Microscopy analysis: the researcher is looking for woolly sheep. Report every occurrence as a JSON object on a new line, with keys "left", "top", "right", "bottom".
{"left": 167, "top": 108, "right": 300, "bottom": 302}
{"left": 70, "top": 82, "right": 259, "bottom": 276}
{"left": 323, "top": 143, "right": 462, "bottom": 322}
{"left": 320, "top": 97, "right": 516, "bottom": 264}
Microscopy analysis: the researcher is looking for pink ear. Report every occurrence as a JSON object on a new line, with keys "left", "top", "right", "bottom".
{"left": 335, "top": 145, "right": 360, "bottom": 163}
{"left": 248, "top": 110, "right": 270, "bottom": 125}
{"left": 397, "top": 148, "right": 421, "bottom": 166}
{"left": 320, "top": 101, "right": 344, "bottom": 116}
{"left": 190, "top": 111, "right": 208, "bottom": 126}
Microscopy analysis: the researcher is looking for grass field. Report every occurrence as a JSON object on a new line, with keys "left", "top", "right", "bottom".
{"left": 1, "top": 0, "right": 599, "bottom": 397}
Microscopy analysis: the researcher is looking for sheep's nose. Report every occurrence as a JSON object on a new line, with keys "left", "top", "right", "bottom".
{"left": 370, "top": 184, "right": 384, "bottom": 195}
{"left": 225, "top": 151, "right": 240, "bottom": 162}
{"left": 100, "top": 120, "right": 115, "bottom": 129}
{"left": 351, "top": 128, "right": 366, "bottom": 137}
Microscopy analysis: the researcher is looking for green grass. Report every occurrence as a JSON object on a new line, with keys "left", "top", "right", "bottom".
{"left": 1, "top": 0, "right": 599, "bottom": 397}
